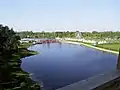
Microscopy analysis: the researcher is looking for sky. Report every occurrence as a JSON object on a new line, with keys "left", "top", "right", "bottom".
{"left": 0, "top": 0, "right": 120, "bottom": 32}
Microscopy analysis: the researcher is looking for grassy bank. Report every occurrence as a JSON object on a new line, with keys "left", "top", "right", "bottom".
{"left": 63, "top": 40, "right": 119, "bottom": 54}
{"left": 67, "top": 40, "right": 120, "bottom": 52}
{"left": 0, "top": 43, "right": 40, "bottom": 90}
{"left": 96, "top": 43, "right": 120, "bottom": 52}
{"left": 19, "top": 42, "right": 33, "bottom": 48}
{"left": 19, "top": 42, "right": 39, "bottom": 57}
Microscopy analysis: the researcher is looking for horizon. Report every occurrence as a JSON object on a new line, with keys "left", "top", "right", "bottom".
{"left": 16, "top": 30, "right": 120, "bottom": 33}
{"left": 0, "top": 0, "right": 120, "bottom": 32}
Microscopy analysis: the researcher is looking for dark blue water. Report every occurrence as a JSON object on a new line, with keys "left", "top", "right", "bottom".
{"left": 21, "top": 43, "right": 117, "bottom": 90}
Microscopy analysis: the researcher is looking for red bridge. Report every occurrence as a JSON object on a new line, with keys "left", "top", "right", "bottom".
{"left": 35, "top": 39, "right": 57, "bottom": 44}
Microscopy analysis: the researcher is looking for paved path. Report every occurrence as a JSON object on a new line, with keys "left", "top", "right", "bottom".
{"left": 62, "top": 40, "right": 119, "bottom": 55}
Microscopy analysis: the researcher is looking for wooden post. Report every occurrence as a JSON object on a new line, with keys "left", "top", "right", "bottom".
{"left": 117, "top": 48, "right": 120, "bottom": 69}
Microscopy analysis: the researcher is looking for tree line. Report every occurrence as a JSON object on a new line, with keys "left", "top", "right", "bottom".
{"left": 17, "top": 31, "right": 120, "bottom": 40}
{"left": 17, "top": 31, "right": 75, "bottom": 38}
{"left": 82, "top": 31, "right": 120, "bottom": 40}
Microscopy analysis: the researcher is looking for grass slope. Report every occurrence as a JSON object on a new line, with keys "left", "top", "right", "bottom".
{"left": 96, "top": 43, "right": 120, "bottom": 52}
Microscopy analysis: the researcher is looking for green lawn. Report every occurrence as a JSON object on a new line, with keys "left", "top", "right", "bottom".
{"left": 19, "top": 42, "right": 33, "bottom": 48}
{"left": 67, "top": 40, "right": 120, "bottom": 52}
{"left": 18, "top": 42, "right": 39, "bottom": 56}
{"left": 96, "top": 43, "right": 120, "bottom": 51}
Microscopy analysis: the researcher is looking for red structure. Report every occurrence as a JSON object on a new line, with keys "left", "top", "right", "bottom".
{"left": 35, "top": 39, "right": 57, "bottom": 44}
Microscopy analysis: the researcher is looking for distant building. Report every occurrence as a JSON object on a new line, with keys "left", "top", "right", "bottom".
{"left": 75, "top": 32, "right": 82, "bottom": 39}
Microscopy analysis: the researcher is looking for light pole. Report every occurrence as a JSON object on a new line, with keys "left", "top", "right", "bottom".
{"left": 117, "top": 49, "right": 120, "bottom": 69}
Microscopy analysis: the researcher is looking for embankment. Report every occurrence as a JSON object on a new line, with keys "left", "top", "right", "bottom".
{"left": 61, "top": 40, "right": 119, "bottom": 55}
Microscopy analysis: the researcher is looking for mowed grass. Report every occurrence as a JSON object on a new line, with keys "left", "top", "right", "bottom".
{"left": 19, "top": 42, "right": 33, "bottom": 48}
{"left": 96, "top": 43, "right": 120, "bottom": 51}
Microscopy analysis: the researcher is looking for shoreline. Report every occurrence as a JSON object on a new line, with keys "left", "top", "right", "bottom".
{"left": 0, "top": 43, "right": 40, "bottom": 90}
{"left": 13, "top": 48, "right": 40, "bottom": 89}
{"left": 61, "top": 40, "right": 119, "bottom": 55}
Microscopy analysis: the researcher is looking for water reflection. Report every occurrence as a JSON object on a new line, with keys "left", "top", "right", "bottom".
{"left": 58, "top": 42, "right": 62, "bottom": 48}
{"left": 47, "top": 43, "right": 50, "bottom": 48}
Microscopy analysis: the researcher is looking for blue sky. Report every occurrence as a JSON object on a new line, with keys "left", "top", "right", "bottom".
{"left": 0, "top": 0, "right": 120, "bottom": 32}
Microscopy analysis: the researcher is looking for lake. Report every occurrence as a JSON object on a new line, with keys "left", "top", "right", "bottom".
{"left": 21, "top": 43, "right": 117, "bottom": 90}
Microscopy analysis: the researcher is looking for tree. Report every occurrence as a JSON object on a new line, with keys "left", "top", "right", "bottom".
{"left": 0, "top": 25, "right": 20, "bottom": 53}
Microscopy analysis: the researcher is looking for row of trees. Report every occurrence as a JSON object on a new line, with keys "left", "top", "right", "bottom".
{"left": 17, "top": 31, "right": 75, "bottom": 38}
{"left": 17, "top": 31, "right": 120, "bottom": 40}
{"left": 82, "top": 31, "right": 120, "bottom": 40}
